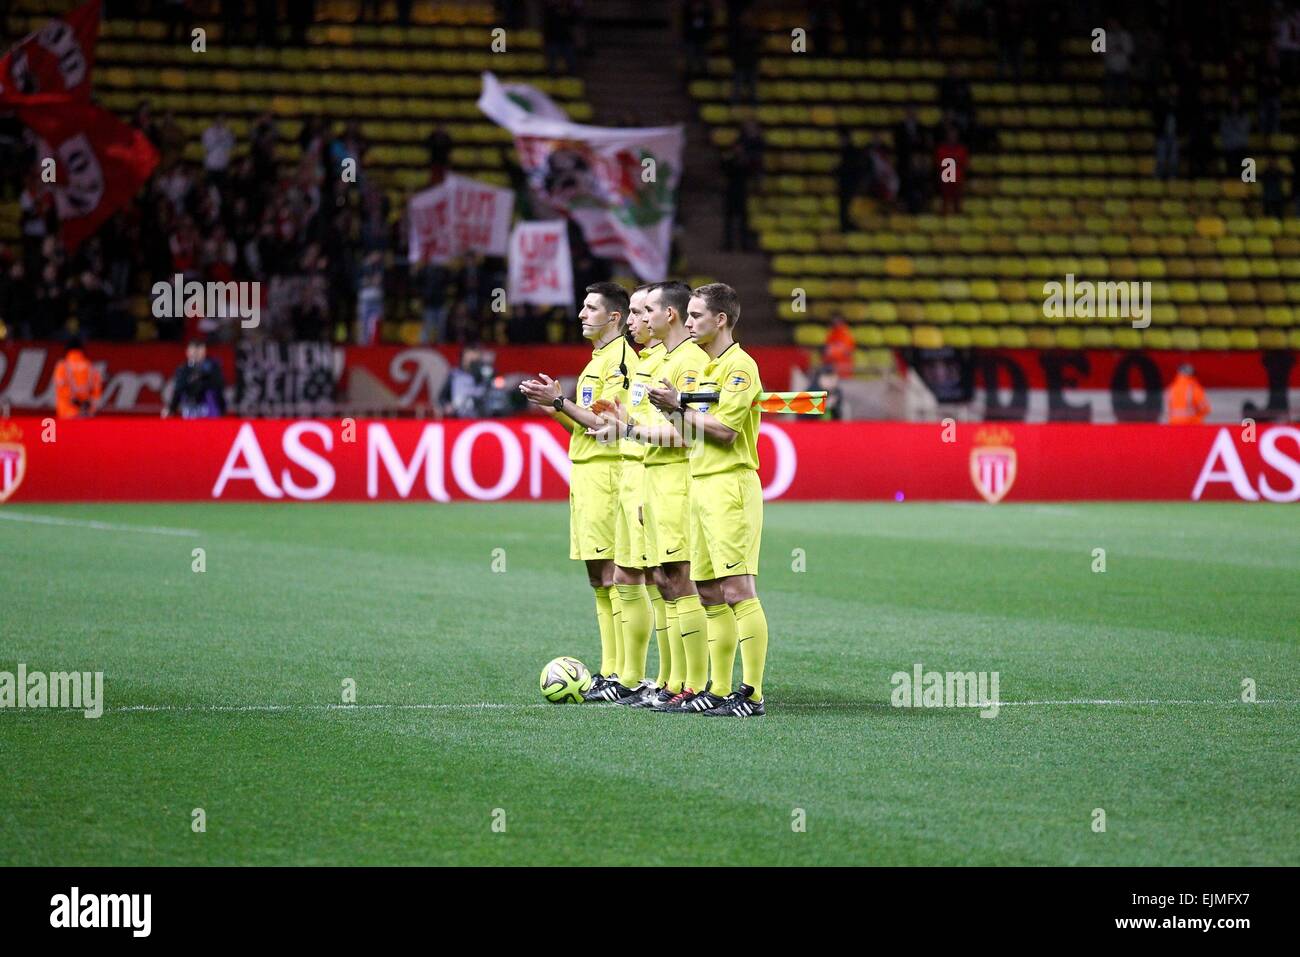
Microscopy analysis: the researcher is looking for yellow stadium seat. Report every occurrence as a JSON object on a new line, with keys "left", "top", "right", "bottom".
{"left": 1054, "top": 327, "right": 1088, "bottom": 350}
{"left": 1199, "top": 282, "right": 1229, "bottom": 303}
{"left": 979, "top": 303, "right": 1011, "bottom": 323}
{"left": 1260, "top": 283, "right": 1287, "bottom": 304}
{"left": 1106, "top": 328, "right": 1139, "bottom": 349}
{"left": 1258, "top": 329, "right": 1289, "bottom": 350}
{"left": 882, "top": 325, "right": 912, "bottom": 347}
{"left": 1252, "top": 258, "right": 1281, "bottom": 278}
{"left": 1008, "top": 302, "right": 1041, "bottom": 323}
{"left": 1223, "top": 258, "right": 1251, "bottom": 280}
{"left": 852, "top": 326, "right": 886, "bottom": 347}
{"left": 794, "top": 325, "right": 830, "bottom": 346}
{"left": 999, "top": 280, "right": 1032, "bottom": 302}
{"left": 1142, "top": 329, "right": 1173, "bottom": 349}
{"left": 1200, "top": 329, "right": 1231, "bottom": 349}
{"left": 867, "top": 302, "right": 899, "bottom": 323}
{"left": 922, "top": 302, "right": 954, "bottom": 324}
{"left": 1152, "top": 303, "right": 1178, "bottom": 326}
{"left": 1227, "top": 282, "right": 1257, "bottom": 303}
{"left": 913, "top": 327, "right": 945, "bottom": 349}
{"left": 896, "top": 303, "right": 926, "bottom": 324}
{"left": 1196, "top": 217, "right": 1227, "bottom": 238}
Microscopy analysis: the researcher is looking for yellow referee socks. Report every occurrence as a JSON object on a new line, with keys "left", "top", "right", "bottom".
{"left": 615, "top": 584, "right": 651, "bottom": 686}
{"left": 704, "top": 603, "right": 738, "bottom": 697}
{"left": 733, "top": 597, "right": 768, "bottom": 701}
{"left": 609, "top": 588, "right": 624, "bottom": 678}
{"left": 665, "top": 599, "right": 685, "bottom": 693}
{"left": 675, "top": 594, "right": 708, "bottom": 692}
{"left": 647, "top": 585, "right": 670, "bottom": 687}
{"left": 593, "top": 586, "right": 616, "bottom": 677}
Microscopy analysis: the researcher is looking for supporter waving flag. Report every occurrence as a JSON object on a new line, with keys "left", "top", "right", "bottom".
{"left": 0, "top": 0, "right": 101, "bottom": 104}
{"left": 17, "top": 102, "right": 159, "bottom": 253}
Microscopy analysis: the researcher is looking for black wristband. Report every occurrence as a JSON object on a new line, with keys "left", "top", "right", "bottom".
{"left": 551, "top": 395, "right": 565, "bottom": 411}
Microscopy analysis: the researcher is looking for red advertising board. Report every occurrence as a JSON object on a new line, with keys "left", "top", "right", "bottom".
{"left": 0, "top": 342, "right": 808, "bottom": 414}
{"left": 2, "top": 417, "right": 1297, "bottom": 504}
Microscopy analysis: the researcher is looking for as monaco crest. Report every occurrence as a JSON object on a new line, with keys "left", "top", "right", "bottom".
{"left": 0, "top": 422, "right": 27, "bottom": 504}
{"left": 969, "top": 426, "right": 1016, "bottom": 504}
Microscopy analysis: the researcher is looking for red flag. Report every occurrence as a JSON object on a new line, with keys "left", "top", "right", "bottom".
{"left": 18, "top": 102, "right": 159, "bottom": 252}
{"left": 0, "top": 0, "right": 101, "bottom": 105}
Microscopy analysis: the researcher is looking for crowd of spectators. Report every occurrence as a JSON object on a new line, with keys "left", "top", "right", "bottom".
{"left": 6, "top": 0, "right": 1300, "bottom": 351}
{"left": 1136, "top": 3, "right": 1300, "bottom": 218}
{"left": 0, "top": 0, "right": 604, "bottom": 349}
{"left": 0, "top": 95, "right": 613, "bottom": 346}
{"left": 708, "top": 0, "right": 1300, "bottom": 229}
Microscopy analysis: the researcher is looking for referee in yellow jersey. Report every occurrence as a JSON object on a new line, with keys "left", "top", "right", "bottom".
{"left": 647, "top": 283, "right": 769, "bottom": 717}
{"left": 595, "top": 281, "right": 716, "bottom": 713}
{"left": 592, "top": 284, "right": 668, "bottom": 705}
{"left": 520, "top": 282, "right": 631, "bottom": 701}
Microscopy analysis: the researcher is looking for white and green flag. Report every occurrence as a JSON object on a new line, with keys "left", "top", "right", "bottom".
{"left": 478, "top": 71, "right": 683, "bottom": 282}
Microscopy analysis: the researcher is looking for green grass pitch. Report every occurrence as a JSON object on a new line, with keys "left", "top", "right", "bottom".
{"left": 1, "top": 501, "right": 1297, "bottom": 866}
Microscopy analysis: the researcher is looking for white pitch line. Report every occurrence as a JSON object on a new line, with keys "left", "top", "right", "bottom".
{"left": 0, "top": 511, "right": 200, "bottom": 537}
{"left": 980, "top": 698, "right": 1292, "bottom": 707}
{"left": 94, "top": 698, "right": 1298, "bottom": 714}
{"left": 110, "top": 703, "right": 520, "bottom": 713}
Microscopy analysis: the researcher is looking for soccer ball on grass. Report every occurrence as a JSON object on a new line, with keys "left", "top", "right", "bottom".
{"left": 540, "top": 656, "right": 593, "bottom": 703}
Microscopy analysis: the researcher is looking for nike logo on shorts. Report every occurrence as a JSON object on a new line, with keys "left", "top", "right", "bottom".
{"left": 726, "top": 561, "right": 742, "bottom": 569}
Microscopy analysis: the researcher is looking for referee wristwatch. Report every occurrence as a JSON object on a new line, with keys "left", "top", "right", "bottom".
{"left": 551, "top": 395, "right": 565, "bottom": 411}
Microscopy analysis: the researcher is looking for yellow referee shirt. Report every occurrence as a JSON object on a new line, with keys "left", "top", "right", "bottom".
{"left": 642, "top": 338, "right": 710, "bottom": 467}
{"left": 622, "top": 341, "right": 664, "bottom": 460}
{"left": 690, "top": 342, "right": 762, "bottom": 476}
{"left": 569, "top": 337, "right": 628, "bottom": 463}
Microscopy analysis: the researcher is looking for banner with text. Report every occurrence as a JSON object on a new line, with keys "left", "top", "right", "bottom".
{"left": 1, "top": 343, "right": 807, "bottom": 414}
{"left": 3, "top": 418, "right": 1296, "bottom": 504}
{"left": 407, "top": 173, "right": 514, "bottom": 266}
{"left": 960, "top": 348, "right": 1298, "bottom": 423}
{"left": 507, "top": 220, "right": 573, "bottom": 307}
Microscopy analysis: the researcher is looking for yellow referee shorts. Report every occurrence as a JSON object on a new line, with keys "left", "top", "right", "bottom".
{"left": 569, "top": 459, "right": 618, "bottom": 561}
{"left": 614, "top": 458, "right": 650, "bottom": 568}
{"left": 643, "top": 460, "right": 691, "bottom": 566}
{"left": 689, "top": 468, "right": 763, "bottom": 580}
